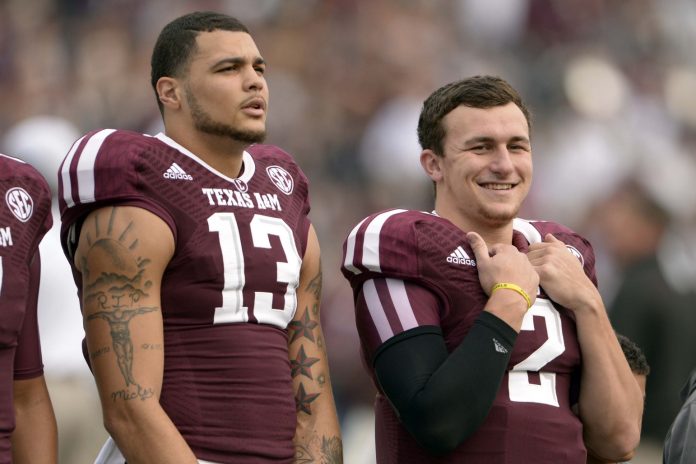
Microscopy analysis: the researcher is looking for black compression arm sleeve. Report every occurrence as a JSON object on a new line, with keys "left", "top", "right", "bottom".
{"left": 373, "top": 311, "right": 517, "bottom": 455}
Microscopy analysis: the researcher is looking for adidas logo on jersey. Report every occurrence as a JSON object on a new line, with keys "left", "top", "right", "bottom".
{"left": 446, "top": 246, "right": 476, "bottom": 266}
{"left": 163, "top": 163, "right": 193, "bottom": 181}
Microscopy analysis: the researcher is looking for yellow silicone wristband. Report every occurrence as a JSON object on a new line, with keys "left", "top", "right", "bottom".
{"left": 490, "top": 282, "right": 532, "bottom": 309}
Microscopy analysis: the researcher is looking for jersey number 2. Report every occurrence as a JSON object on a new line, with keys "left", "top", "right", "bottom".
{"left": 508, "top": 298, "right": 565, "bottom": 406}
{"left": 208, "top": 213, "right": 302, "bottom": 329}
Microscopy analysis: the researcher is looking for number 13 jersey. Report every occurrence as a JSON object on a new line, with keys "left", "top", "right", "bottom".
{"left": 341, "top": 209, "right": 592, "bottom": 464}
{"left": 59, "top": 129, "right": 311, "bottom": 463}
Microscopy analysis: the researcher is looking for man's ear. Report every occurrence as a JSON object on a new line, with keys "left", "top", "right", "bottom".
{"left": 156, "top": 77, "right": 182, "bottom": 111}
{"left": 420, "top": 149, "right": 444, "bottom": 182}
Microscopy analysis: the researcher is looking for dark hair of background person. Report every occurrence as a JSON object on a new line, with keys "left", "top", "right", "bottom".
{"left": 617, "top": 333, "right": 651, "bottom": 377}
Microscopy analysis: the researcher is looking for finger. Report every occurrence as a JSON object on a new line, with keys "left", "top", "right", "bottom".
{"left": 526, "top": 244, "right": 553, "bottom": 259}
{"left": 525, "top": 249, "right": 543, "bottom": 265}
{"left": 466, "top": 231, "right": 490, "bottom": 263}
{"left": 544, "top": 233, "right": 564, "bottom": 245}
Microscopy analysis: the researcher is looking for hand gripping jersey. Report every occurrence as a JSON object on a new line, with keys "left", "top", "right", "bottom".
{"left": 58, "top": 130, "right": 312, "bottom": 463}
{"left": 0, "top": 154, "right": 52, "bottom": 463}
{"left": 341, "top": 209, "right": 596, "bottom": 464}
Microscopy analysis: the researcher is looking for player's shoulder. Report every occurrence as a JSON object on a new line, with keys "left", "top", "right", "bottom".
{"left": 247, "top": 143, "right": 292, "bottom": 159}
{"left": 346, "top": 208, "right": 436, "bottom": 240}
{"left": 61, "top": 129, "right": 167, "bottom": 184}
{"left": 516, "top": 218, "right": 589, "bottom": 242}
{"left": 342, "top": 209, "right": 439, "bottom": 276}
{"left": 0, "top": 153, "right": 50, "bottom": 195}
{"left": 59, "top": 129, "right": 165, "bottom": 211}
{"left": 247, "top": 144, "right": 306, "bottom": 175}
{"left": 0, "top": 152, "right": 26, "bottom": 170}
{"left": 61, "top": 128, "right": 159, "bottom": 174}
{"left": 247, "top": 144, "right": 299, "bottom": 168}
{"left": 247, "top": 144, "right": 309, "bottom": 195}
{"left": 516, "top": 217, "right": 594, "bottom": 265}
{"left": 0, "top": 154, "right": 52, "bottom": 231}
{"left": 1, "top": 153, "right": 41, "bottom": 178}
{"left": 74, "top": 128, "right": 158, "bottom": 158}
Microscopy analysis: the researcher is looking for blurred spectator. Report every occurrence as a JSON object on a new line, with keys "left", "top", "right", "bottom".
{"left": 594, "top": 179, "right": 696, "bottom": 454}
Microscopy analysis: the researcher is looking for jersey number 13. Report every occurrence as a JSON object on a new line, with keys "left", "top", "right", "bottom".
{"left": 208, "top": 212, "right": 302, "bottom": 329}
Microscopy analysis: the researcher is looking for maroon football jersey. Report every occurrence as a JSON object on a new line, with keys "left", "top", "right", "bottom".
{"left": 341, "top": 209, "right": 595, "bottom": 464}
{"left": 59, "top": 130, "right": 312, "bottom": 463}
{"left": 0, "top": 154, "right": 52, "bottom": 463}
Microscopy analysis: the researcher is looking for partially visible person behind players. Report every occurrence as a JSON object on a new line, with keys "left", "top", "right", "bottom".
{"left": 617, "top": 333, "right": 650, "bottom": 401}
{"left": 341, "top": 75, "right": 642, "bottom": 463}
{"left": 0, "top": 153, "right": 57, "bottom": 463}
{"left": 58, "top": 11, "right": 341, "bottom": 464}
{"left": 663, "top": 368, "right": 696, "bottom": 464}
{"left": 597, "top": 179, "right": 696, "bottom": 448}
{"left": 587, "top": 333, "right": 650, "bottom": 464}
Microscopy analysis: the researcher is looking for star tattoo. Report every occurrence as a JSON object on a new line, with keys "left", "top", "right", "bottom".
{"left": 295, "top": 383, "right": 320, "bottom": 415}
{"left": 288, "top": 308, "right": 318, "bottom": 343}
{"left": 291, "top": 346, "right": 320, "bottom": 379}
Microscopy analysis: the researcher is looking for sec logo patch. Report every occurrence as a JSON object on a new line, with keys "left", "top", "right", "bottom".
{"left": 5, "top": 187, "right": 34, "bottom": 222}
{"left": 266, "top": 165, "right": 294, "bottom": 195}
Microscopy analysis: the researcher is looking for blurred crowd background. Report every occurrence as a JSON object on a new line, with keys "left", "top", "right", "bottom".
{"left": 2, "top": 0, "right": 695, "bottom": 462}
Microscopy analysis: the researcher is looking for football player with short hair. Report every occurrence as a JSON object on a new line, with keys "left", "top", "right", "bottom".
{"left": 341, "top": 75, "right": 642, "bottom": 463}
{"left": 0, "top": 154, "right": 57, "bottom": 463}
{"left": 58, "top": 11, "right": 341, "bottom": 464}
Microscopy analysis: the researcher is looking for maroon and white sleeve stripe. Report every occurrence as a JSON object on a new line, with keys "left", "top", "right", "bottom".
{"left": 355, "top": 277, "right": 441, "bottom": 354}
{"left": 59, "top": 129, "right": 115, "bottom": 209}
{"left": 343, "top": 209, "right": 406, "bottom": 275}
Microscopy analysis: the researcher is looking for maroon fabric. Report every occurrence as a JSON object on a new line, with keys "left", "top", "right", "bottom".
{"left": 59, "top": 130, "right": 313, "bottom": 463}
{"left": 0, "top": 154, "right": 52, "bottom": 463}
{"left": 342, "top": 210, "right": 593, "bottom": 463}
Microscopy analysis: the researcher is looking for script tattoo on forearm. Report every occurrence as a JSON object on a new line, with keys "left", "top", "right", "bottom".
{"left": 294, "top": 445, "right": 314, "bottom": 464}
{"left": 321, "top": 436, "right": 343, "bottom": 464}
{"left": 294, "top": 436, "right": 343, "bottom": 464}
{"left": 81, "top": 208, "right": 158, "bottom": 402}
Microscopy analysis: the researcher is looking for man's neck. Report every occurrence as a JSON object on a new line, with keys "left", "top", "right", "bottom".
{"left": 164, "top": 126, "right": 248, "bottom": 178}
{"left": 434, "top": 205, "right": 514, "bottom": 246}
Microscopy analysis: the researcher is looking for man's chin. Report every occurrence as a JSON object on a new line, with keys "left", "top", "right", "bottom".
{"left": 480, "top": 207, "right": 518, "bottom": 226}
{"left": 197, "top": 124, "right": 266, "bottom": 145}
{"left": 233, "top": 130, "right": 266, "bottom": 145}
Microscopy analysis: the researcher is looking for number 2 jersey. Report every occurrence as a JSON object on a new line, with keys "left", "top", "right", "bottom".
{"left": 0, "top": 154, "right": 52, "bottom": 463}
{"left": 58, "top": 130, "right": 312, "bottom": 463}
{"left": 341, "top": 209, "right": 594, "bottom": 464}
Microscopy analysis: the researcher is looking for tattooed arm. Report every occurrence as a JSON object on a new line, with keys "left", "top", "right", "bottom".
{"left": 74, "top": 206, "right": 198, "bottom": 464}
{"left": 290, "top": 225, "right": 343, "bottom": 464}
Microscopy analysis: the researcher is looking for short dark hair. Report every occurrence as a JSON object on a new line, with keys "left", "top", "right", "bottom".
{"left": 417, "top": 75, "right": 532, "bottom": 156}
{"left": 150, "top": 11, "right": 250, "bottom": 113}
{"left": 617, "top": 333, "right": 651, "bottom": 376}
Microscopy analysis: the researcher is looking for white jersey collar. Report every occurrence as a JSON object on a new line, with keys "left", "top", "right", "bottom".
{"left": 154, "top": 132, "right": 256, "bottom": 184}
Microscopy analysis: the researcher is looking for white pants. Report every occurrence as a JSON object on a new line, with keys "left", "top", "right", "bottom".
{"left": 94, "top": 436, "right": 219, "bottom": 464}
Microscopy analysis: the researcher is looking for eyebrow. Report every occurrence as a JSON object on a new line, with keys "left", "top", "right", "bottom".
{"left": 211, "top": 56, "right": 266, "bottom": 69}
{"left": 465, "top": 135, "right": 530, "bottom": 145}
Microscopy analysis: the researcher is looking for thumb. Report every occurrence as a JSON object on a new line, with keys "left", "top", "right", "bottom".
{"left": 467, "top": 231, "right": 489, "bottom": 263}
{"left": 544, "top": 233, "right": 562, "bottom": 244}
